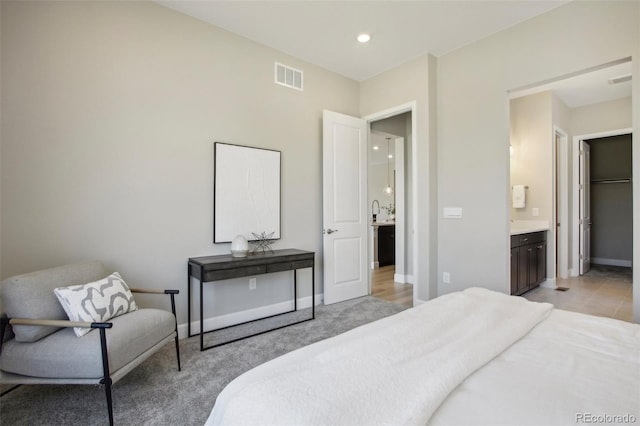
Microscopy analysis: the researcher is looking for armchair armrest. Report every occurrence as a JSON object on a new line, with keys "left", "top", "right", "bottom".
{"left": 0, "top": 318, "right": 112, "bottom": 355}
{"left": 130, "top": 288, "right": 179, "bottom": 295}
{"left": 9, "top": 318, "right": 112, "bottom": 329}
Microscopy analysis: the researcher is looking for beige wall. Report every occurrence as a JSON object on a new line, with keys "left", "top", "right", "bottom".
{"left": 572, "top": 97, "right": 633, "bottom": 136}
{"left": 0, "top": 1, "right": 359, "bottom": 323}
{"left": 2, "top": 0, "right": 639, "bottom": 322}
{"left": 437, "top": 0, "right": 639, "bottom": 306}
{"left": 360, "top": 54, "right": 438, "bottom": 301}
{"left": 510, "top": 91, "right": 553, "bottom": 222}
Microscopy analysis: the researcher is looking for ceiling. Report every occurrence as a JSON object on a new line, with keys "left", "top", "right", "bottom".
{"left": 510, "top": 60, "right": 633, "bottom": 108}
{"left": 156, "top": 0, "right": 571, "bottom": 82}
{"left": 157, "top": 0, "right": 631, "bottom": 124}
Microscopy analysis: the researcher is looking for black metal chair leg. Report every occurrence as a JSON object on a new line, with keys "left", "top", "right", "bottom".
{"left": 95, "top": 325, "right": 114, "bottom": 426}
{"left": 174, "top": 334, "right": 181, "bottom": 371}
{"left": 103, "top": 376, "right": 114, "bottom": 426}
{"left": 167, "top": 291, "right": 181, "bottom": 371}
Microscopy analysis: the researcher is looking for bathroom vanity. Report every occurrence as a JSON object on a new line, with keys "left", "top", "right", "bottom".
{"left": 510, "top": 226, "right": 547, "bottom": 296}
{"left": 370, "top": 222, "right": 395, "bottom": 268}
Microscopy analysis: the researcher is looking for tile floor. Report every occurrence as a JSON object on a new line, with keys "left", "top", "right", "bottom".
{"left": 523, "top": 265, "right": 634, "bottom": 322}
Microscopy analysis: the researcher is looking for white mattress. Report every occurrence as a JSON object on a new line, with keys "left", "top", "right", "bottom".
{"left": 207, "top": 289, "right": 640, "bottom": 425}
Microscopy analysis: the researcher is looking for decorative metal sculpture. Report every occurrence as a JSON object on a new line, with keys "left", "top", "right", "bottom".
{"left": 251, "top": 231, "right": 276, "bottom": 254}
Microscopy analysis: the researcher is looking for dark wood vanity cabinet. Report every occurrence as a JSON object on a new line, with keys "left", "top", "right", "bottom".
{"left": 378, "top": 225, "right": 395, "bottom": 267}
{"left": 510, "top": 231, "right": 546, "bottom": 296}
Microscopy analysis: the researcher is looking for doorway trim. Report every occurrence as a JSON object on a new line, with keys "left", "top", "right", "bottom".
{"left": 554, "top": 126, "right": 569, "bottom": 279}
{"left": 571, "top": 127, "right": 633, "bottom": 276}
{"left": 363, "top": 101, "right": 418, "bottom": 306}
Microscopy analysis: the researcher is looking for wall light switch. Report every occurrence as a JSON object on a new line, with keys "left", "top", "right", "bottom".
{"left": 532, "top": 208, "right": 539, "bottom": 217}
{"left": 443, "top": 207, "right": 463, "bottom": 219}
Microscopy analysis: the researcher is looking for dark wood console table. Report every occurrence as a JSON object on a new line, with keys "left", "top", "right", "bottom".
{"left": 188, "top": 249, "right": 315, "bottom": 351}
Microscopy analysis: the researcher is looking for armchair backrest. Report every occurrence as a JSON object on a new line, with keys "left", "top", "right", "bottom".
{"left": 1, "top": 261, "right": 107, "bottom": 342}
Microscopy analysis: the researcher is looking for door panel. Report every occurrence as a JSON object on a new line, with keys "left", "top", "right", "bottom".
{"left": 323, "top": 110, "right": 368, "bottom": 305}
{"left": 579, "top": 141, "right": 591, "bottom": 275}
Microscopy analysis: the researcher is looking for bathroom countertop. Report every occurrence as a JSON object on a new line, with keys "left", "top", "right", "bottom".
{"left": 510, "top": 220, "right": 549, "bottom": 235}
{"left": 371, "top": 221, "right": 395, "bottom": 226}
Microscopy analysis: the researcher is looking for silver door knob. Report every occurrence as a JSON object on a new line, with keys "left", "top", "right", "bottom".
{"left": 325, "top": 228, "right": 338, "bottom": 234}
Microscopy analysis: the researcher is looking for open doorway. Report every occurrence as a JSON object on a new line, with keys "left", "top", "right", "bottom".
{"left": 575, "top": 130, "right": 633, "bottom": 274}
{"left": 367, "top": 110, "right": 414, "bottom": 308}
{"left": 509, "top": 58, "right": 634, "bottom": 322}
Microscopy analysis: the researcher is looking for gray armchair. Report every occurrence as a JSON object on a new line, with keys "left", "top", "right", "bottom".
{"left": 0, "top": 261, "right": 181, "bottom": 426}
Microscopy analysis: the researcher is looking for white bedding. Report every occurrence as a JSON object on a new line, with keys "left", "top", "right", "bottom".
{"left": 207, "top": 288, "right": 640, "bottom": 425}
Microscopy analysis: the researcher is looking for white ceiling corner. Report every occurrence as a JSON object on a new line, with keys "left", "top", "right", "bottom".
{"left": 155, "top": 0, "right": 572, "bottom": 82}
{"left": 155, "top": 1, "right": 630, "bottom": 106}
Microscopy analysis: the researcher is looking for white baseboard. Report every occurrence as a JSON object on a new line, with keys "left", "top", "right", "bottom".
{"left": 371, "top": 261, "right": 379, "bottom": 269}
{"left": 540, "top": 278, "right": 556, "bottom": 289}
{"left": 177, "top": 294, "right": 323, "bottom": 339}
{"left": 393, "top": 274, "right": 414, "bottom": 284}
{"left": 591, "top": 257, "right": 632, "bottom": 268}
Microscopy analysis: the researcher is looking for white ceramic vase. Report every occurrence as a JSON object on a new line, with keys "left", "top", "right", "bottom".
{"left": 231, "top": 235, "right": 249, "bottom": 257}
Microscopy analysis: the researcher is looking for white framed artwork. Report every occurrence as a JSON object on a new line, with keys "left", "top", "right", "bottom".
{"left": 213, "top": 142, "right": 281, "bottom": 243}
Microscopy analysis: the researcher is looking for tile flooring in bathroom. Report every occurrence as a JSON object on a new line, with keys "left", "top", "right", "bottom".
{"left": 523, "top": 264, "right": 633, "bottom": 322}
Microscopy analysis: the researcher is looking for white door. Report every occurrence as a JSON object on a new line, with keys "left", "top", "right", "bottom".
{"left": 322, "top": 110, "right": 368, "bottom": 304}
{"left": 579, "top": 141, "right": 591, "bottom": 275}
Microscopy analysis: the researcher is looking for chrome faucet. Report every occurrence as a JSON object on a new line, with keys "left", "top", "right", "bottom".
{"left": 372, "top": 200, "right": 380, "bottom": 222}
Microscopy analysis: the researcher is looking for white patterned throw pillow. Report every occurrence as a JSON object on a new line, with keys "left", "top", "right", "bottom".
{"left": 54, "top": 272, "right": 138, "bottom": 337}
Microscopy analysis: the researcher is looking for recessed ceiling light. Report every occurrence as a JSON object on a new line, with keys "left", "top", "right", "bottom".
{"left": 373, "top": 145, "right": 379, "bottom": 150}
{"left": 388, "top": 154, "right": 393, "bottom": 159}
{"left": 357, "top": 33, "right": 371, "bottom": 43}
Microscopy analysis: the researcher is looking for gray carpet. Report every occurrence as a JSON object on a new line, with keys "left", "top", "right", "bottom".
{"left": 0, "top": 296, "right": 406, "bottom": 425}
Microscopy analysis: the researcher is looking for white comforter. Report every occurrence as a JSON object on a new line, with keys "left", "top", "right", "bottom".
{"left": 430, "top": 308, "right": 640, "bottom": 425}
{"left": 207, "top": 288, "right": 555, "bottom": 425}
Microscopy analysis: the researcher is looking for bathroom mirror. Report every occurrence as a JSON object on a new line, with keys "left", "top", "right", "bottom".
{"left": 214, "top": 142, "right": 281, "bottom": 243}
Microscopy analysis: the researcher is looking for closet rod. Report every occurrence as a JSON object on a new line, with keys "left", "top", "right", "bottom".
{"left": 590, "top": 178, "right": 631, "bottom": 184}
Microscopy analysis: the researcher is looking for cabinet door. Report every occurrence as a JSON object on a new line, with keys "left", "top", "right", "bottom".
{"left": 510, "top": 247, "right": 519, "bottom": 295}
{"left": 527, "top": 243, "right": 538, "bottom": 289}
{"left": 517, "top": 245, "right": 530, "bottom": 294}
{"left": 378, "top": 226, "right": 395, "bottom": 267}
{"left": 535, "top": 242, "right": 547, "bottom": 285}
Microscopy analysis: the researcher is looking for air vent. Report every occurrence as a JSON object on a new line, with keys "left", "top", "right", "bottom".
{"left": 275, "top": 62, "right": 303, "bottom": 91}
{"left": 608, "top": 73, "right": 632, "bottom": 84}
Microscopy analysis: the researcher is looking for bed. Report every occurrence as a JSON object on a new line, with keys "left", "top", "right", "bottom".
{"left": 206, "top": 288, "right": 640, "bottom": 425}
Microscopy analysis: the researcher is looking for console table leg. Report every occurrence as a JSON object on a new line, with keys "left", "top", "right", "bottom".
{"left": 187, "top": 268, "right": 191, "bottom": 337}
{"left": 293, "top": 269, "right": 298, "bottom": 311}
{"left": 199, "top": 276, "right": 204, "bottom": 352}
{"left": 312, "top": 264, "right": 315, "bottom": 319}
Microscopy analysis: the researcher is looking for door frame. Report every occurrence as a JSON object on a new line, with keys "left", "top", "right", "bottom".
{"left": 554, "top": 126, "right": 570, "bottom": 279}
{"left": 571, "top": 127, "right": 633, "bottom": 276}
{"left": 363, "top": 102, "right": 418, "bottom": 305}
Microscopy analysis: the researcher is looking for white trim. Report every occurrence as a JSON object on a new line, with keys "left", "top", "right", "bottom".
{"left": 571, "top": 128, "right": 633, "bottom": 276}
{"left": 591, "top": 258, "right": 633, "bottom": 268}
{"left": 363, "top": 102, "right": 419, "bottom": 307}
{"left": 553, "top": 126, "right": 569, "bottom": 279}
{"left": 540, "top": 278, "right": 556, "bottom": 289}
{"left": 371, "top": 261, "right": 379, "bottom": 269}
{"left": 177, "top": 294, "right": 322, "bottom": 339}
{"left": 394, "top": 137, "right": 406, "bottom": 279}
{"left": 394, "top": 273, "right": 414, "bottom": 284}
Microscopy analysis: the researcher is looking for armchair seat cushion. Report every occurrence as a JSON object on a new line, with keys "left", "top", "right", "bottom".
{"left": 0, "top": 309, "right": 175, "bottom": 379}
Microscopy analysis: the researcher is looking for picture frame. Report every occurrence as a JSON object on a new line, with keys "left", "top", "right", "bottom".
{"left": 213, "top": 142, "right": 281, "bottom": 243}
